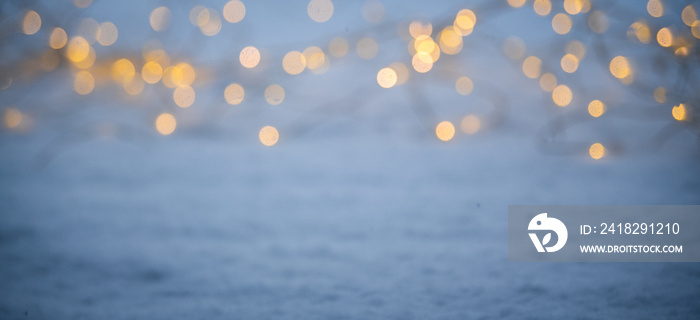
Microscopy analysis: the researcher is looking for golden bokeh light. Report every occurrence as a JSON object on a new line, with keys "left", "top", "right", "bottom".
{"left": 682, "top": 5, "right": 697, "bottom": 26}
{"left": 224, "top": 83, "right": 245, "bottom": 105}
{"left": 646, "top": 0, "right": 663, "bottom": 18}
{"left": 503, "top": 37, "right": 525, "bottom": 60}
{"left": 409, "top": 21, "right": 432, "bottom": 38}
{"left": 22, "top": 10, "right": 41, "bottom": 35}
{"left": 66, "top": 37, "right": 90, "bottom": 62}
{"left": 78, "top": 18, "right": 99, "bottom": 43}
{"left": 672, "top": 104, "right": 690, "bottom": 121}
{"left": 656, "top": 27, "right": 673, "bottom": 47}
{"left": 522, "top": 56, "right": 542, "bottom": 79}
{"left": 74, "top": 70, "right": 95, "bottom": 95}
{"left": 150, "top": 6, "right": 172, "bottom": 31}
{"left": 588, "top": 100, "right": 605, "bottom": 117}
{"left": 534, "top": 0, "right": 552, "bottom": 16}
{"left": 49, "top": 28, "right": 68, "bottom": 49}
{"left": 435, "top": 121, "right": 455, "bottom": 141}
{"left": 156, "top": 113, "right": 176, "bottom": 135}
{"left": 168, "top": 63, "right": 196, "bottom": 87}
{"left": 564, "top": 0, "right": 583, "bottom": 15}
{"left": 628, "top": 21, "right": 651, "bottom": 43}
{"left": 4, "top": 108, "right": 23, "bottom": 129}
{"left": 565, "top": 40, "right": 586, "bottom": 59}
{"left": 362, "top": 0, "right": 385, "bottom": 23}
{"left": 552, "top": 13, "right": 572, "bottom": 35}
{"left": 174, "top": 85, "right": 195, "bottom": 108}
{"left": 190, "top": 6, "right": 208, "bottom": 26}
{"left": 142, "top": 61, "right": 163, "bottom": 84}
{"left": 199, "top": 9, "right": 222, "bottom": 36}
{"left": 112, "top": 58, "right": 136, "bottom": 84}
{"left": 240, "top": 46, "right": 261, "bottom": 68}
{"left": 388, "top": 62, "right": 409, "bottom": 85}
{"left": 539, "top": 73, "right": 557, "bottom": 92}
{"left": 303, "top": 46, "right": 326, "bottom": 71}
{"left": 589, "top": 143, "right": 605, "bottom": 160}
{"left": 223, "top": 0, "right": 246, "bottom": 23}
{"left": 308, "top": 0, "right": 334, "bottom": 23}
{"left": 259, "top": 126, "right": 279, "bottom": 146}
{"left": 123, "top": 75, "right": 145, "bottom": 96}
{"left": 377, "top": 67, "right": 397, "bottom": 89}
{"left": 412, "top": 52, "right": 433, "bottom": 73}
{"left": 654, "top": 87, "right": 666, "bottom": 103}
{"left": 439, "top": 26, "right": 463, "bottom": 55}
{"left": 609, "top": 56, "right": 630, "bottom": 79}
{"left": 283, "top": 51, "right": 307, "bottom": 75}
{"left": 552, "top": 85, "right": 572, "bottom": 107}
{"left": 691, "top": 21, "right": 700, "bottom": 39}
{"left": 560, "top": 54, "right": 579, "bottom": 73}
{"left": 453, "top": 9, "right": 476, "bottom": 36}
{"left": 508, "top": 0, "right": 526, "bottom": 8}
{"left": 455, "top": 76, "right": 473, "bottom": 95}
{"left": 73, "top": 47, "right": 96, "bottom": 69}
{"left": 356, "top": 37, "right": 378, "bottom": 60}
{"left": 329, "top": 37, "right": 349, "bottom": 58}
{"left": 460, "top": 115, "right": 481, "bottom": 134}
{"left": 588, "top": 10, "right": 609, "bottom": 34}
{"left": 265, "top": 84, "right": 285, "bottom": 105}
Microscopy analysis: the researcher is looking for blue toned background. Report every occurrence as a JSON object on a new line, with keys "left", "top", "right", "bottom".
{"left": 1, "top": 0, "right": 699, "bottom": 318}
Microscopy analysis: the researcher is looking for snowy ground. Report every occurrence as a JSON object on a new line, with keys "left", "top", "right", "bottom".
{"left": 1, "top": 122, "right": 699, "bottom": 319}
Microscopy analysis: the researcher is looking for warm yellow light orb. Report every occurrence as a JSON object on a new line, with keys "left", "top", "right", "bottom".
{"left": 308, "top": 0, "right": 334, "bottom": 23}
{"left": 259, "top": 126, "right": 279, "bottom": 146}
{"left": 156, "top": 113, "right": 176, "bottom": 135}
{"left": 173, "top": 85, "right": 195, "bottom": 108}
{"left": 436, "top": 121, "right": 455, "bottom": 141}
{"left": 552, "top": 85, "right": 572, "bottom": 107}
{"left": 589, "top": 143, "right": 605, "bottom": 160}
{"left": 377, "top": 68, "right": 398, "bottom": 89}
{"left": 49, "top": 28, "right": 68, "bottom": 49}
{"left": 609, "top": 56, "right": 630, "bottom": 79}
{"left": 455, "top": 76, "right": 473, "bottom": 95}
{"left": 240, "top": 46, "right": 261, "bottom": 69}
{"left": 588, "top": 100, "right": 605, "bottom": 117}
{"left": 22, "top": 10, "right": 41, "bottom": 35}
{"left": 223, "top": 0, "right": 246, "bottom": 23}
{"left": 224, "top": 83, "right": 245, "bottom": 105}
{"left": 265, "top": 84, "right": 285, "bottom": 105}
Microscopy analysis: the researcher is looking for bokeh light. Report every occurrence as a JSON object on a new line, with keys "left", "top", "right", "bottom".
{"left": 112, "top": 58, "right": 136, "bottom": 84}
{"left": 436, "top": 121, "right": 455, "bottom": 141}
{"left": 74, "top": 70, "right": 95, "bottom": 95}
{"left": 460, "top": 115, "right": 480, "bottom": 134}
{"left": 308, "top": 0, "right": 334, "bottom": 23}
{"left": 223, "top": 0, "right": 246, "bottom": 23}
{"left": 647, "top": 0, "right": 663, "bottom": 18}
{"left": 224, "top": 83, "right": 245, "bottom": 105}
{"left": 672, "top": 104, "right": 689, "bottom": 122}
{"left": 682, "top": 5, "right": 697, "bottom": 26}
{"left": 534, "top": 0, "right": 552, "bottom": 16}
{"left": 654, "top": 87, "right": 666, "bottom": 103}
{"left": 240, "top": 46, "right": 261, "bottom": 68}
{"left": 265, "top": 84, "right": 285, "bottom": 105}
{"left": 589, "top": 143, "right": 605, "bottom": 160}
{"left": 388, "top": 62, "right": 409, "bottom": 85}
{"left": 4, "top": 108, "right": 23, "bottom": 129}
{"left": 66, "top": 36, "right": 90, "bottom": 62}
{"left": 173, "top": 85, "right": 195, "bottom": 108}
{"left": 97, "top": 22, "right": 118, "bottom": 46}
{"left": 522, "top": 56, "right": 542, "bottom": 79}
{"left": 552, "top": 13, "right": 572, "bottom": 35}
{"left": 560, "top": 54, "right": 579, "bottom": 73}
{"left": 22, "top": 10, "right": 41, "bottom": 35}
{"left": 283, "top": 51, "right": 307, "bottom": 75}
{"left": 539, "top": 73, "right": 557, "bottom": 92}
{"left": 356, "top": 37, "right": 378, "bottom": 60}
{"left": 453, "top": 9, "right": 476, "bottom": 36}
{"left": 155, "top": 113, "right": 176, "bottom": 135}
{"left": 588, "top": 100, "right": 606, "bottom": 117}
{"left": 142, "top": 61, "right": 163, "bottom": 84}
{"left": 503, "top": 37, "right": 525, "bottom": 60}
{"left": 656, "top": 27, "right": 673, "bottom": 47}
{"left": 412, "top": 52, "right": 433, "bottom": 73}
{"left": 588, "top": 10, "right": 609, "bottom": 33}
{"left": 377, "top": 67, "right": 397, "bottom": 89}
{"left": 259, "top": 126, "right": 279, "bottom": 146}
{"left": 150, "top": 6, "right": 172, "bottom": 32}
{"left": 552, "top": 85, "right": 572, "bottom": 107}
{"left": 609, "top": 56, "right": 630, "bottom": 79}
{"left": 455, "top": 76, "right": 473, "bottom": 95}
{"left": 49, "top": 28, "right": 68, "bottom": 49}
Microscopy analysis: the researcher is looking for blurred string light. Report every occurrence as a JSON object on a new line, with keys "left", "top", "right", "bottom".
{"left": 1, "top": 0, "right": 698, "bottom": 159}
